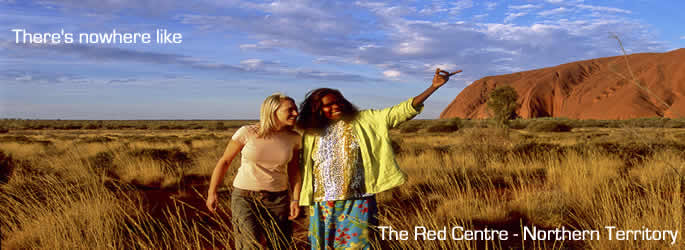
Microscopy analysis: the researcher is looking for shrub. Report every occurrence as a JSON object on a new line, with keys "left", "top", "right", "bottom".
{"left": 81, "top": 136, "right": 114, "bottom": 143}
{"left": 84, "top": 124, "right": 101, "bottom": 129}
{"left": 526, "top": 121, "right": 572, "bottom": 132}
{"left": 64, "top": 124, "right": 83, "bottom": 130}
{"left": 624, "top": 117, "right": 668, "bottom": 128}
{"left": 0, "top": 135, "right": 32, "bottom": 143}
{"left": 214, "top": 121, "right": 226, "bottom": 131}
{"left": 506, "top": 119, "right": 528, "bottom": 129}
{"left": 664, "top": 119, "right": 685, "bottom": 128}
{"left": 511, "top": 142, "right": 565, "bottom": 159}
{"left": 398, "top": 122, "right": 423, "bottom": 133}
{"left": 487, "top": 85, "right": 519, "bottom": 127}
{"left": 426, "top": 118, "right": 461, "bottom": 133}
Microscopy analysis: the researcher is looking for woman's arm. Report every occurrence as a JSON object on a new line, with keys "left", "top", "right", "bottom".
{"left": 287, "top": 148, "right": 302, "bottom": 220}
{"left": 206, "top": 139, "right": 244, "bottom": 212}
{"left": 380, "top": 68, "right": 462, "bottom": 128}
{"left": 412, "top": 68, "right": 462, "bottom": 108}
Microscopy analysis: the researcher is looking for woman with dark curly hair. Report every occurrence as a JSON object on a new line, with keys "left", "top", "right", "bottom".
{"left": 297, "top": 68, "right": 461, "bottom": 249}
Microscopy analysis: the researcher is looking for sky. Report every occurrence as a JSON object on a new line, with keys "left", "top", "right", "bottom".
{"left": 1, "top": 0, "right": 683, "bottom": 119}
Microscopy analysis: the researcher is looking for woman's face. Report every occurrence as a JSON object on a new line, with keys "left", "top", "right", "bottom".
{"left": 321, "top": 94, "right": 343, "bottom": 121}
{"left": 275, "top": 99, "right": 298, "bottom": 129}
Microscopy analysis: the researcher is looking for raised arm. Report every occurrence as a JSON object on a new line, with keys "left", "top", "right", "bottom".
{"left": 412, "top": 68, "right": 462, "bottom": 108}
{"left": 206, "top": 139, "right": 244, "bottom": 212}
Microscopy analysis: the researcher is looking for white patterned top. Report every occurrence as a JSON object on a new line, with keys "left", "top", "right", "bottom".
{"left": 312, "top": 120, "right": 370, "bottom": 201}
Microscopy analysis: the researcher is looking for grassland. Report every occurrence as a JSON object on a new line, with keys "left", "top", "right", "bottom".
{"left": 1, "top": 119, "right": 684, "bottom": 249}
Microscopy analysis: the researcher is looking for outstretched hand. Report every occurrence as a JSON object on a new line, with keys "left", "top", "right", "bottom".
{"left": 432, "top": 68, "right": 462, "bottom": 88}
{"left": 412, "top": 67, "right": 463, "bottom": 108}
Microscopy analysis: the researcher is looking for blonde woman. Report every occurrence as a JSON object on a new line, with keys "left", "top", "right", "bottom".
{"left": 206, "top": 93, "right": 302, "bottom": 249}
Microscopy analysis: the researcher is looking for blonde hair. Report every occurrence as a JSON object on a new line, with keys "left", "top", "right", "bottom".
{"left": 257, "top": 93, "right": 295, "bottom": 138}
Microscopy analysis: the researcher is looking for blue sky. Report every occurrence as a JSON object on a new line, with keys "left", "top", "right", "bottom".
{"left": 1, "top": 0, "right": 683, "bottom": 119}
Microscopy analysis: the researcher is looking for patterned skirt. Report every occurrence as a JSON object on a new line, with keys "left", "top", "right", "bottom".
{"left": 308, "top": 197, "right": 378, "bottom": 249}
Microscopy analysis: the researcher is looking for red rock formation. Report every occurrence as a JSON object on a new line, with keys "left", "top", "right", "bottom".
{"left": 440, "top": 49, "right": 685, "bottom": 119}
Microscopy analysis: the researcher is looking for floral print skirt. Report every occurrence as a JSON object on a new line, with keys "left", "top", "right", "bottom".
{"left": 308, "top": 197, "right": 377, "bottom": 249}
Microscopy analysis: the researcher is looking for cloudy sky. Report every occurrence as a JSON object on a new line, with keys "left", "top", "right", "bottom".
{"left": 1, "top": 0, "right": 683, "bottom": 119}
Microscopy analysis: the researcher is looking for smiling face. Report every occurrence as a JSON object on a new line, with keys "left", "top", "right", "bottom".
{"left": 320, "top": 94, "right": 343, "bottom": 121}
{"left": 274, "top": 99, "right": 298, "bottom": 129}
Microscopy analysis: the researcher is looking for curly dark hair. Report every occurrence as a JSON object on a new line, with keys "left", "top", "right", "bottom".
{"left": 296, "top": 88, "right": 359, "bottom": 131}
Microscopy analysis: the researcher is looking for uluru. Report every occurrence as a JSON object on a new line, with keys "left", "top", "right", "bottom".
{"left": 440, "top": 49, "right": 685, "bottom": 120}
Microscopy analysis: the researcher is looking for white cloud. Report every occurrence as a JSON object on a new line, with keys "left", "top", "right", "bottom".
{"left": 383, "top": 70, "right": 401, "bottom": 78}
{"left": 239, "top": 40, "right": 283, "bottom": 51}
{"left": 577, "top": 4, "right": 631, "bottom": 14}
{"left": 482, "top": 48, "right": 520, "bottom": 56}
{"left": 35, "top": 0, "right": 184, "bottom": 14}
{"left": 504, "top": 12, "right": 527, "bottom": 22}
{"left": 509, "top": 4, "right": 542, "bottom": 10}
{"left": 239, "top": 44, "right": 257, "bottom": 49}
{"left": 396, "top": 40, "right": 427, "bottom": 55}
{"left": 424, "top": 63, "right": 458, "bottom": 72}
{"left": 680, "top": 36, "right": 685, "bottom": 40}
{"left": 448, "top": 0, "right": 474, "bottom": 15}
{"left": 355, "top": 1, "right": 414, "bottom": 18}
{"left": 178, "top": 2, "right": 365, "bottom": 56}
{"left": 473, "top": 13, "right": 488, "bottom": 20}
{"left": 358, "top": 44, "right": 380, "bottom": 51}
{"left": 175, "top": 0, "right": 661, "bottom": 87}
{"left": 493, "top": 65, "right": 524, "bottom": 73}
{"left": 239, "top": 59, "right": 265, "bottom": 70}
{"left": 15, "top": 75, "right": 32, "bottom": 81}
{"left": 15, "top": 0, "right": 666, "bottom": 90}
{"left": 538, "top": 7, "right": 570, "bottom": 16}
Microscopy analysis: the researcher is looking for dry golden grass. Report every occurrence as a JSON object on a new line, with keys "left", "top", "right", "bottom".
{"left": 1, "top": 126, "right": 684, "bottom": 249}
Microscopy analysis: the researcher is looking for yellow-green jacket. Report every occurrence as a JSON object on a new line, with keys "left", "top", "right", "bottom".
{"left": 298, "top": 98, "right": 423, "bottom": 206}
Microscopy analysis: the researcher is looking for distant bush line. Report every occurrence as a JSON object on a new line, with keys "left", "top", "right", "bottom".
{"left": 0, "top": 117, "right": 683, "bottom": 131}
{"left": 395, "top": 117, "right": 685, "bottom": 133}
{"left": 0, "top": 120, "right": 255, "bottom": 131}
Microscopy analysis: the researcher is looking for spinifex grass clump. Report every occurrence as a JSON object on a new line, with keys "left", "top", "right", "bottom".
{"left": 1, "top": 126, "right": 683, "bottom": 249}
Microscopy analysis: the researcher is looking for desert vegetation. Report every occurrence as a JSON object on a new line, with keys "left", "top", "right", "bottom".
{"left": 487, "top": 85, "right": 519, "bottom": 128}
{"left": 1, "top": 120, "right": 684, "bottom": 249}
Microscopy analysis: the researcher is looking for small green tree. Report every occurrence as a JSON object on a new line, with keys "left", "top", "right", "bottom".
{"left": 487, "top": 85, "right": 519, "bottom": 127}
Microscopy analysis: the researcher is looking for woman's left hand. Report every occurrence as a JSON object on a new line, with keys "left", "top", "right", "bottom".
{"left": 288, "top": 201, "right": 300, "bottom": 220}
{"left": 432, "top": 68, "right": 462, "bottom": 88}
